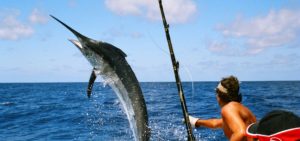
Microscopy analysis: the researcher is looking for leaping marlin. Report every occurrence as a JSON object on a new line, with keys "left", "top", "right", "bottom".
{"left": 51, "top": 15, "right": 150, "bottom": 141}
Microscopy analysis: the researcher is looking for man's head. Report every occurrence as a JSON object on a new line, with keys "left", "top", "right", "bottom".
{"left": 216, "top": 75, "right": 242, "bottom": 103}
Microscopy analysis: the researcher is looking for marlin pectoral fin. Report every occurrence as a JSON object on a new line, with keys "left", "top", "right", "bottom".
{"left": 87, "top": 69, "right": 97, "bottom": 98}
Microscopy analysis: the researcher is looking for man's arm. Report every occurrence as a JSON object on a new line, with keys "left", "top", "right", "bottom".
{"left": 195, "top": 118, "right": 223, "bottom": 128}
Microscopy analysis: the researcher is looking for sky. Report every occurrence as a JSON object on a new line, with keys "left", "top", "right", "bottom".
{"left": 0, "top": 0, "right": 300, "bottom": 82}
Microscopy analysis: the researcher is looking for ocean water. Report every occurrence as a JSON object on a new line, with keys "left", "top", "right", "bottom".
{"left": 0, "top": 81, "right": 299, "bottom": 141}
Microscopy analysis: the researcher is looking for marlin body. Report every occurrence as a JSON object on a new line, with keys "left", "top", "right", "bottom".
{"left": 51, "top": 15, "right": 149, "bottom": 141}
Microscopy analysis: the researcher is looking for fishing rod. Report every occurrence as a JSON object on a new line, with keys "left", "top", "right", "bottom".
{"left": 157, "top": 0, "right": 195, "bottom": 140}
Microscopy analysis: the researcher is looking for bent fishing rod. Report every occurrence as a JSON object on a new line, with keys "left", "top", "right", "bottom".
{"left": 157, "top": 0, "right": 195, "bottom": 140}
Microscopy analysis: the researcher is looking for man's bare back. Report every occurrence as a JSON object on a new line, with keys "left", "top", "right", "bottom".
{"left": 221, "top": 102, "right": 256, "bottom": 140}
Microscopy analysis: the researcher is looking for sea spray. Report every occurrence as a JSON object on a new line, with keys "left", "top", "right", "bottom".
{"left": 98, "top": 72, "right": 139, "bottom": 141}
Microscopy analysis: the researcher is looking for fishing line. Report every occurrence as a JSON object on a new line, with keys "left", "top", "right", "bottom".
{"left": 146, "top": 31, "right": 169, "bottom": 56}
{"left": 180, "top": 65, "right": 195, "bottom": 107}
{"left": 146, "top": 30, "right": 196, "bottom": 109}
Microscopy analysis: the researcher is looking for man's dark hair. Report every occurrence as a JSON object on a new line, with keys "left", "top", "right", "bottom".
{"left": 217, "top": 75, "right": 242, "bottom": 103}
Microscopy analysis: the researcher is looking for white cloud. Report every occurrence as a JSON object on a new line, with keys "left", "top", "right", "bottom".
{"left": 29, "top": 8, "right": 48, "bottom": 24}
{"left": 0, "top": 11, "right": 34, "bottom": 40}
{"left": 217, "top": 9, "right": 300, "bottom": 54}
{"left": 104, "top": 0, "right": 197, "bottom": 24}
{"left": 0, "top": 8, "right": 48, "bottom": 41}
{"left": 207, "top": 40, "right": 228, "bottom": 53}
{"left": 206, "top": 39, "right": 246, "bottom": 56}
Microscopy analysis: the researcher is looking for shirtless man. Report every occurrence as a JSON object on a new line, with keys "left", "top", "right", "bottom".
{"left": 188, "top": 76, "right": 256, "bottom": 141}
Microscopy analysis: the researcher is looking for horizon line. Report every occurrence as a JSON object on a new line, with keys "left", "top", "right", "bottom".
{"left": 1, "top": 80, "right": 299, "bottom": 84}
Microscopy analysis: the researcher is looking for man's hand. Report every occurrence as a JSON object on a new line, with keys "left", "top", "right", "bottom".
{"left": 183, "top": 115, "right": 199, "bottom": 128}
{"left": 189, "top": 115, "right": 199, "bottom": 128}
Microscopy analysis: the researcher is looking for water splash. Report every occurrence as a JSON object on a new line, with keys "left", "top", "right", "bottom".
{"left": 94, "top": 67, "right": 139, "bottom": 141}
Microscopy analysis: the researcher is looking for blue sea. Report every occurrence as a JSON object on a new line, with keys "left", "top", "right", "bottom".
{"left": 1, "top": 81, "right": 299, "bottom": 141}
